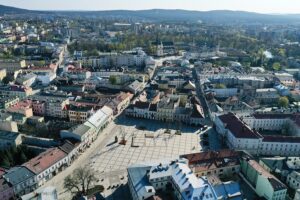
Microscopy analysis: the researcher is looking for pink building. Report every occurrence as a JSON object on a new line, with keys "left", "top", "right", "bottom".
{"left": 32, "top": 100, "right": 46, "bottom": 116}
{"left": 7, "top": 100, "right": 33, "bottom": 117}
{"left": 0, "top": 168, "right": 15, "bottom": 200}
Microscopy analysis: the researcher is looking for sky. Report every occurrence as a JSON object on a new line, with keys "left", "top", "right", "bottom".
{"left": 1, "top": 0, "right": 300, "bottom": 14}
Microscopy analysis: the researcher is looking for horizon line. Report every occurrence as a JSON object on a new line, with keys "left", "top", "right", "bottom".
{"left": 1, "top": 4, "right": 300, "bottom": 15}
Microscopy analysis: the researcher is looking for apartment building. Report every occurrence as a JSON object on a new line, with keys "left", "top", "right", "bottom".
{"left": 181, "top": 150, "right": 240, "bottom": 178}
{"left": 241, "top": 158, "right": 287, "bottom": 200}
{"left": 0, "top": 96, "right": 19, "bottom": 109}
{"left": 0, "top": 131, "right": 22, "bottom": 150}
{"left": 287, "top": 171, "right": 300, "bottom": 190}
{"left": 3, "top": 166, "right": 36, "bottom": 196}
{"left": 0, "top": 85, "right": 33, "bottom": 98}
{"left": 215, "top": 112, "right": 300, "bottom": 156}
{"left": 128, "top": 158, "right": 242, "bottom": 200}
{"left": 0, "top": 69, "right": 6, "bottom": 81}
{"left": 23, "top": 148, "right": 68, "bottom": 187}
{"left": 68, "top": 105, "right": 94, "bottom": 124}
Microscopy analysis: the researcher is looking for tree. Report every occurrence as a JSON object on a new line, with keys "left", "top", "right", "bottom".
{"left": 2, "top": 75, "right": 14, "bottom": 84}
{"left": 215, "top": 83, "right": 226, "bottom": 89}
{"left": 109, "top": 75, "right": 117, "bottom": 85}
{"left": 272, "top": 62, "right": 281, "bottom": 71}
{"left": 64, "top": 167, "right": 98, "bottom": 196}
{"left": 278, "top": 96, "right": 289, "bottom": 108}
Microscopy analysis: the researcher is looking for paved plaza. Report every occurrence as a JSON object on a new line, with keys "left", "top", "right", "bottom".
{"left": 89, "top": 116, "right": 202, "bottom": 180}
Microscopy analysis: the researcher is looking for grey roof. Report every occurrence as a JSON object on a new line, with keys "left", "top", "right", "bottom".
{"left": 260, "top": 157, "right": 286, "bottom": 172}
{"left": 128, "top": 80, "right": 142, "bottom": 90}
{"left": 3, "top": 166, "right": 35, "bottom": 186}
{"left": 71, "top": 124, "right": 91, "bottom": 137}
{"left": 59, "top": 141, "right": 75, "bottom": 154}
{"left": 213, "top": 181, "right": 242, "bottom": 200}
{"left": 289, "top": 171, "right": 300, "bottom": 183}
{"left": 127, "top": 164, "right": 153, "bottom": 199}
{"left": 0, "top": 130, "right": 20, "bottom": 141}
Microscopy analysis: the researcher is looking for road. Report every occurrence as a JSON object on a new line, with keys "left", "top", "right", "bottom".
{"left": 192, "top": 68, "right": 212, "bottom": 124}
{"left": 41, "top": 120, "right": 120, "bottom": 199}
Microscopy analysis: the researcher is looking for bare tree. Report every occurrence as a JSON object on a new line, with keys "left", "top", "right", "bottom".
{"left": 64, "top": 166, "right": 98, "bottom": 195}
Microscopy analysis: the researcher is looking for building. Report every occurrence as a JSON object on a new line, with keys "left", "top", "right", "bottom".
{"left": 16, "top": 73, "right": 37, "bottom": 87}
{"left": 0, "top": 59, "right": 26, "bottom": 74}
{"left": 107, "top": 92, "right": 133, "bottom": 115}
{"left": 241, "top": 158, "right": 287, "bottom": 200}
{"left": 0, "top": 130, "right": 22, "bottom": 149}
{"left": 275, "top": 72, "right": 295, "bottom": 87}
{"left": 31, "top": 100, "right": 46, "bottom": 116}
{"left": 0, "top": 68, "right": 6, "bottom": 81}
{"left": 3, "top": 166, "right": 36, "bottom": 196}
{"left": 35, "top": 72, "right": 56, "bottom": 86}
{"left": 127, "top": 159, "right": 220, "bottom": 200}
{"left": 60, "top": 124, "right": 93, "bottom": 151}
{"left": 23, "top": 148, "right": 68, "bottom": 187}
{"left": 64, "top": 67, "right": 91, "bottom": 81}
{"left": 126, "top": 95, "right": 205, "bottom": 126}
{"left": 29, "top": 95, "right": 69, "bottom": 119}
{"left": 126, "top": 80, "right": 145, "bottom": 95}
{"left": 212, "top": 181, "right": 242, "bottom": 200}
{"left": 7, "top": 100, "right": 33, "bottom": 118}
{"left": 0, "top": 85, "right": 33, "bottom": 98}
{"left": 180, "top": 150, "right": 240, "bottom": 178}
{"left": 0, "top": 168, "right": 15, "bottom": 200}
{"left": 295, "top": 189, "right": 300, "bottom": 200}
{"left": 287, "top": 171, "right": 300, "bottom": 190}
{"left": 68, "top": 105, "right": 94, "bottom": 124}
{"left": 215, "top": 113, "right": 300, "bottom": 156}
{"left": 209, "top": 88, "right": 238, "bottom": 98}
{"left": 0, "top": 96, "right": 19, "bottom": 109}
{"left": 21, "top": 186, "right": 58, "bottom": 200}
{"left": 61, "top": 106, "right": 113, "bottom": 151}
{"left": 256, "top": 88, "right": 279, "bottom": 104}
{"left": 0, "top": 120, "right": 18, "bottom": 132}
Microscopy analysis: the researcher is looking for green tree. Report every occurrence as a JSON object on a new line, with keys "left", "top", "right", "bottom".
{"left": 2, "top": 75, "right": 14, "bottom": 84}
{"left": 109, "top": 75, "right": 117, "bottom": 85}
{"left": 278, "top": 48, "right": 286, "bottom": 57}
{"left": 272, "top": 62, "right": 281, "bottom": 71}
{"left": 278, "top": 96, "right": 289, "bottom": 108}
{"left": 215, "top": 83, "right": 226, "bottom": 89}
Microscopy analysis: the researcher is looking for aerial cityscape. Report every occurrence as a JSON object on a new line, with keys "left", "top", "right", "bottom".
{"left": 0, "top": 1, "right": 300, "bottom": 200}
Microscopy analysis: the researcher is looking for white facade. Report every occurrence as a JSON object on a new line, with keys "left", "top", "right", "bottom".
{"left": 287, "top": 171, "right": 300, "bottom": 190}
{"left": 215, "top": 113, "right": 300, "bottom": 156}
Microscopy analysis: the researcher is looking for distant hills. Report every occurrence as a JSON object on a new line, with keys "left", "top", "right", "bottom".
{"left": 0, "top": 4, "right": 30, "bottom": 15}
{"left": 1, "top": 4, "right": 300, "bottom": 24}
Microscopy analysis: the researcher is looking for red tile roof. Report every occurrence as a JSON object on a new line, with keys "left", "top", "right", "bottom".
{"left": 23, "top": 148, "right": 67, "bottom": 174}
{"left": 181, "top": 149, "right": 239, "bottom": 166}
{"left": 253, "top": 113, "right": 291, "bottom": 119}
{"left": 263, "top": 135, "right": 300, "bottom": 143}
{"left": 247, "top": 159, "right": 286, "bottom": 191}
{"left": 219, "top": 113, "right": 263, "bottom": 139}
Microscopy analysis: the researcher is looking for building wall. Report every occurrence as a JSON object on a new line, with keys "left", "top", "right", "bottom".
{"left": 211, "top": 88, "right": 238, "bottom": 98}
{"left": 260, "top": 142, "right": 300, "bottom": 156}
{"left": 0, "top": 69, "right": 7, "bottom": 81}
{"left": 0, "top": 184, "right": 14, "bottom": 200}
{"left": 0, "top": 134, "right": 22, "bottom": 150}
{"left": 0, "top": 121, "right": 18, "bottom": 132}
{"left": 287, "top": 172, "right": 300, "bottom": 190}
{"left": 193, "top": 165, "right": 240, "bottom": 178}
{"left": 256, "top": 175, "right": 274, "bottom": 199}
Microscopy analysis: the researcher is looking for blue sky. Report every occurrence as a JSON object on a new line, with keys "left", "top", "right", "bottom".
{"left": 1, "top": 0, "right": 300, "bottom": 14}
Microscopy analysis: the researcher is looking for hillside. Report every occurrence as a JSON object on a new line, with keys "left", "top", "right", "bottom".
{"left": 1, "top": 5, "right": 300, "bottom": 24}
